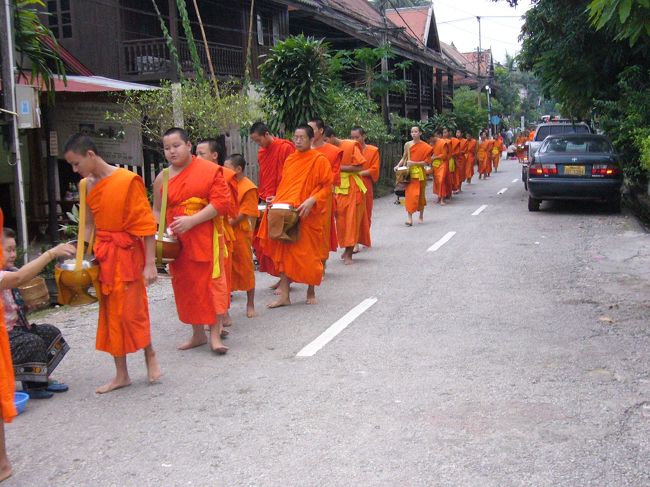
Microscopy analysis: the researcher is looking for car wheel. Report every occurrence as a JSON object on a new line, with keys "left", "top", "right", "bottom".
{"left": 608, "top": 196, "right": 622, "bottom": 214}
{"left": 528, "top": 196, "right": 541, "bottom": 212}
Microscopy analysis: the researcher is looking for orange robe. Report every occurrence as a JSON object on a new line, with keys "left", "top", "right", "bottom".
{"left": 450, "top": 137, "right": 464, "bottom": 192}
{"left": 166, "top": 156, "right": 232, "bottom": 324}
{"left": 335, "top": 140, "right": 367, "bottom": 248}
{"left": 0, "top": 208, "right": 17, "bottom": 423}
{"left": 258, "top": 149, "right": 332, "bottom": 286}
{"left": 314, "top": 143, "right": 343, "bottom": 260}
{"left": 515, "top": 136, "right": 527, "bottom": 162}
{"left": 528, "top": 131, "right": 535, "bottom": 141}
{"left": 492, "top": 137, "right": 502, "bottom": 170}
{"left": 478, "top": 140, "right": 491, "bottom": 175}
{"left": 465, "top": 138, "right": 477, "bottom": 180}
{"left": 88, "top": 169, "right": 157, "bottom": 356}
{"left": 359, "top": 144, "right": 379, "bottom": 247}
{"left": 231, "top": 177, "right": 258, "bottom": 292}
{"left": 432, "top": 139, "right": 450, "bottom": 199}
{"left": 217, "top": 165, "right": 239, "bottom": 311}
{"left": 405, "top": 141, "right": 434, "bottom": 213}
{"left": 256, "top": 138, "right": 294, "bottom": 276}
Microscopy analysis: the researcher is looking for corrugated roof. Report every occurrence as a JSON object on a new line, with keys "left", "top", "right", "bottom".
{"left": 18, "top": 75, "right": 157, "bottom": 92}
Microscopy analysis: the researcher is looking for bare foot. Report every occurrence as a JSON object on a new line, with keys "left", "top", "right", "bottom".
{"left": 222, "top": 312, "right": 233, "bottom": 327}
{"left": 274, "top": 284, "right": 291, "bottom": 296}
{"left": 343, "top": 255, "right": 353, "bottom": 265}
{"left": 220, "top": 328, "right": 229, "bottom": 338}
{"left": 268, "top": 296, "right": 291, "bottom": 308}
{"left": 418, "top": 218, "right": 424, "bottom": 224}
{"left": 209, "top": 329, "right": 229, "bottom": 354}
{"left": 246, "top": 306, "right": 257, "bottom": 318}
{"left": 405, "top": 221, "right": 413, "bottom": 227}
{"left": 145, "top": 351, "right": 162, "bottom": 384}
{"left": 96, "top": 377, "right": 132, "bottom": 394}
{"left": 269, "top": 279, "right": 281, "bottom": 291}
{"left": 0, "top": 463, "right": 12, "bottom": 483}
{"left": 177, "top": 334, "right": 207, "bottom": 350}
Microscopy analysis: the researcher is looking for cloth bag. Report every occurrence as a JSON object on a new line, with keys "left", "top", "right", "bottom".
{"left": 267, "top": 204, "right": 300, "bottom": 243}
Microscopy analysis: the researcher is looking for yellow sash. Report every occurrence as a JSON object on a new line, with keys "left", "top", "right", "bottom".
{"left": 180, "top": 197, "right": 221, "bottom": 279}
{"left": 449, "top": 157, "right": 456, "bottom": 173}
{"left": 432, "top": 159, "right": 442, "bottom": 169}
{"left": 409, "top": 165, "right": 425, "bottom": 181}
{"left": 335, "top": 172, "right": 367, "bottom": 195}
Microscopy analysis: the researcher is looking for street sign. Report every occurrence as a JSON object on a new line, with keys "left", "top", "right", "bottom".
{"left": 491, "top": 115, "right": 501, "bottom": 126}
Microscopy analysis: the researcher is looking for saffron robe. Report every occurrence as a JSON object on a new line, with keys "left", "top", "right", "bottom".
{"left": 88, "top": 169, "right": 157, "bottom": 356}
{"left": 334, "top": 140, "right": 367, "bottom": 248}
{"left": 314, "top": 143, "right": 343, "bottom": 259}
{"left": 231, "top": 177, "right": 258, "bottom": 292}
{"left": 0, "top": 209, "right": 17, "bottom": 423}
{"left": 450, "top": 137, "right": 464, "bottom": 191}
{"left": 478, "top": 140, "right": 491, "bottom": 175}
{"left": 465, "top": 138, "right": 477, "bottom": 180}
{"left": 515, "top": 136, "right": 527, "bottom": 161}
{"left": 492, "top": 136, "right": 503, "bottom": 170}
{"left": 166, "top": 156, "right": 232, "bottom": 324}
{"left": 217, "top": 165, "right": 239, "bottom": 312}
{"left": 432, "top": 139, "right": 451, "bottom": 199}
{"left": 405, "top": 141, "right": 434, "bottom": 213}
{"left": 258, "top": 149, "right": 332, "bottom": 286}
{"left": 359, "top": 144, "right": 379, "bottom": 247}
{"left": 256, "top": 138, "right": 294, "bottom": 275}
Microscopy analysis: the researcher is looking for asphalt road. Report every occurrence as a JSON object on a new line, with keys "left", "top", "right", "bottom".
{"left": 5, "top": 158, "right": 650, "bottom": 486}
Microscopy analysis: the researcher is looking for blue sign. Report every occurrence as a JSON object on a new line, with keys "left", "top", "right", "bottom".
{"left": 20, "top": 100, "right": 30, "bottom": 115}
{"left": 490, "top": 115, "right": 501, "bottom": 125}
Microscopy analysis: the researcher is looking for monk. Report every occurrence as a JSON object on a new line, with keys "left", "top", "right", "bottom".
{"left": 224, "top": 154, "right": 258, "bottom": 318}
{"left": 515, "top": 132, "right": 528, "bottom": 163}
{"left": 428, "top": 131, "right": 450, "bottom": 205}
{"left": 63, "top": 134, "right": 162, "bottom": 393}
{"left": 324, "top": 129, "right": 367, "bottom": 265}
{"left": 492, "top": 134, "right": 503, "bottom": 172}
{"left": 450, "top": 129, "right": 465, "bottom": 194}
{"left": 441, "top": 128, "right": 455, "bottom": 199}
{"left": 397, "top": 126, "right": 434, "bottom": 225}
{"left": 258, "top": 125, "right": 332, "bottom": 307}
{"left": 465, "top": 132, "right": 477, "bottom": 183}
{"left": 477, "top": 131, "right": 491, "bottom": 179}
{"left": 350, "top": 126, "right": 379, "bottom": 253}
{"left": 308, "top": 119, "right": 342, "bottom": 264}
{"left": 196, "top": 138, "right": 239, "bottom": 330}
{"left": 154, "top": 128, "right": 232, "bottom": 354}
{"left": 0, "top": 210, "right": 75, "bottom": 480}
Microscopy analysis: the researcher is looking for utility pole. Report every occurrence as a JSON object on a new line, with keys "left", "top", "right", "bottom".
{"left": 379, "top": 0, "right": 390, "bottom": 126}
{"left": 1, "top": 0, "right": 29, "bottom": 261}
{"left": 476, "top": 15, "right": 482, "bottom": 108}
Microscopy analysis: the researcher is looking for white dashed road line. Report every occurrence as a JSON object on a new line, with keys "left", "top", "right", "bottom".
{"left": 427, "top": 231, "right": 457, "bottom": 252}
{"left": 296, "top": 298, "right": 378, "bottom": 357}
{"left": 472, "top": 205, "right": 488, "bottom": 216}
{"left": 497, "top": 187, "right": 508, "bottom": 195}
{"left": 512, "top": 178, "right": 518, "bottom": 183}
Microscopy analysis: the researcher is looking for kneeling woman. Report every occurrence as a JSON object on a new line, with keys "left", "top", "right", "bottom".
{"left": 2, "top": 228, "right": 72, "bottom": 399}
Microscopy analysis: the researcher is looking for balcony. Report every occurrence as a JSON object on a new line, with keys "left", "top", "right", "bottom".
{"left": 122, "top": 37, "right": 245, "bottom": 81}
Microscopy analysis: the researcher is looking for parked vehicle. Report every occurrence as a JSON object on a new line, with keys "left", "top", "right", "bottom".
{"left": 527, "top": 134, "right": 623, "bottom": 213}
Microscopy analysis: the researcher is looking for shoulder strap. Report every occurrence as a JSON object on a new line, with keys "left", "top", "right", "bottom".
{"left": 156, "top": 168, "right": 170, "bottom": 266}
{"left": 75, "top": 179, "right": 87, "bottom": 271}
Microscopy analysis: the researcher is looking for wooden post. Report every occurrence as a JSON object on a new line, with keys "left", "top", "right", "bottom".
{"left": 191, "top": 0, "right": 220, "bottom": 98}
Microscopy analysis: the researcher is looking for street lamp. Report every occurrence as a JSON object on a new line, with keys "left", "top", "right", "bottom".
{"left": 485, "top": 85, "right": 492, "bottom": 136}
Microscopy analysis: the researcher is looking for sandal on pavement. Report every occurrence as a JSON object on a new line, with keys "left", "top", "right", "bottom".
{"left": 25, "top": 388, "right": 54, "bottom": 399}
{"left": 47, "top": 380, "right": 69, "bottom": 393}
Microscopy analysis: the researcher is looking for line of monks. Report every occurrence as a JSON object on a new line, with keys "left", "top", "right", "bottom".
{"left": 397, "top": 126, "right": 505, "bottom": 225}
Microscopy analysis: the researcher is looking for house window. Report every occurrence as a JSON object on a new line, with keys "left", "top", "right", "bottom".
{"left": 256, "top": 13, "right": 279, "bottom": 46}
{"left": 47, "top": 0, "right": 72, "bottom": 39}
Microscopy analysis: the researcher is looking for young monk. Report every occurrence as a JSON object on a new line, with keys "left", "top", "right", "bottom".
{"left": 63, "top": 134, "right": 162, "bottom": 393}
{"left": 492, "top": 134, "right": 503, "bottom": 172}
{"left": 0, "top": 209, "right": 75, "bottom": 481}
{"left": 153, "top": 128, "right": 232, "bottom": 354}
{"left": 224, "top": 154, "right": 258, "bottom": 318}
{"left": 324, "top": 129, "right": 367, "bottom": 265}
{"left": 309, "top": 119, "right": 342, "bottom": 264}
{"left": 450, "top": 130, "right": 464, "bottom": 194}
{"left": 196, "top": 138, "right": 239, "bottom": 330}
{"left": 249, "top": 122, "right": 295, "bottom": 278}
{"left": 428, "top": 131, "right": 450, "bottom": 205}
{"left": 350, "top": 126, "right": 380, "bottom": 253}
{"left": 477, "top": 131, "right": 491, "bottom": 179}
{"left": 465, "top": 132, "right": 477, "bottom": 183}
{"left": 397, "top": 126, "right": 434, "bottom": 225}
{"left": 258, "top": 125, "right": 333, "bottom": 307}
{"left": 515, "top": 132, "right": 528, "bottom": 163}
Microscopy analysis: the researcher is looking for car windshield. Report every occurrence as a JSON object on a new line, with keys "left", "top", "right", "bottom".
{"left": 541, "top": 138, "right": 612, "bottom": 154}
{"left": 535, "top": 124, "right": 590, "bottom": 141}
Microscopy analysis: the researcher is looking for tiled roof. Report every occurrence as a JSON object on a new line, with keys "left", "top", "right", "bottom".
{"left": 385, "top": 6, "right": 430, "bottom": 47}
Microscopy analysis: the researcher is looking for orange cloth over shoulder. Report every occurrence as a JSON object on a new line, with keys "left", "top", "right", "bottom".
{"left": 478, "top": 139, "right": 492, "bottom": 175}
{"left": 257, "top": 138, "right": 295, "bottom": 200}
{"left": 88, "top": 168, "right": 157, "bottom": 356}
{"left": 465, "top": 138, "right": 477, "bottom": 180}
{"left": 314, "top": 143, "right": 343, "bottom": 259}
{"left": 166, "top": 156, "right": 232, "bottom": 325}
{"left": 258, "top": 149, "right": 332, "bottom": 286}
{"left": 231, "top": 177, "right": 258, "bottom": 292}
{"left": 217, "top": 165, "right": 239, "bottom": 311}
{"left": 405, "top": 140, "right": 434, "bottom": 213}
{"left": 359, "top": 144, "right": 380, "bottom": 246}
{"left": 335, "top": 140, "right": 367, "bottom": 248}
{"left": 432, "top": 138, "right": 450, "bottom": 199}
{"left": 0, "top": 208, "right": 17, "bottom": 423}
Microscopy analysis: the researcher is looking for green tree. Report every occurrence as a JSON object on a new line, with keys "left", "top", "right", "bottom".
{"left": 587, "top": 0, "right": 650, "bottom": 46}
{"left": 14, "top": 0, "right": 66, "bottom": 96}
{"left": 322, "top": 86, "right": 390, "bottom": 143}
{"left": 259, "top": 35, "right": 332, "bottom": 134}
{"left": 450, "top": 87, "right": 488, "bottom": 134}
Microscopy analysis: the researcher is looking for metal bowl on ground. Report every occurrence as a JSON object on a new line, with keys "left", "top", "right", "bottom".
{"left": 155, "top": 233, "right": 181, "bottom": 263}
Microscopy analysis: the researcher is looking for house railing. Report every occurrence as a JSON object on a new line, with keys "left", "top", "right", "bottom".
{"left": 122, "top": 37, "right": 245, "bottom": 78}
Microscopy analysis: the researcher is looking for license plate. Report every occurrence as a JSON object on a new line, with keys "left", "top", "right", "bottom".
{"left": 564, "top": 165, "right": 585, "bottom": 176}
